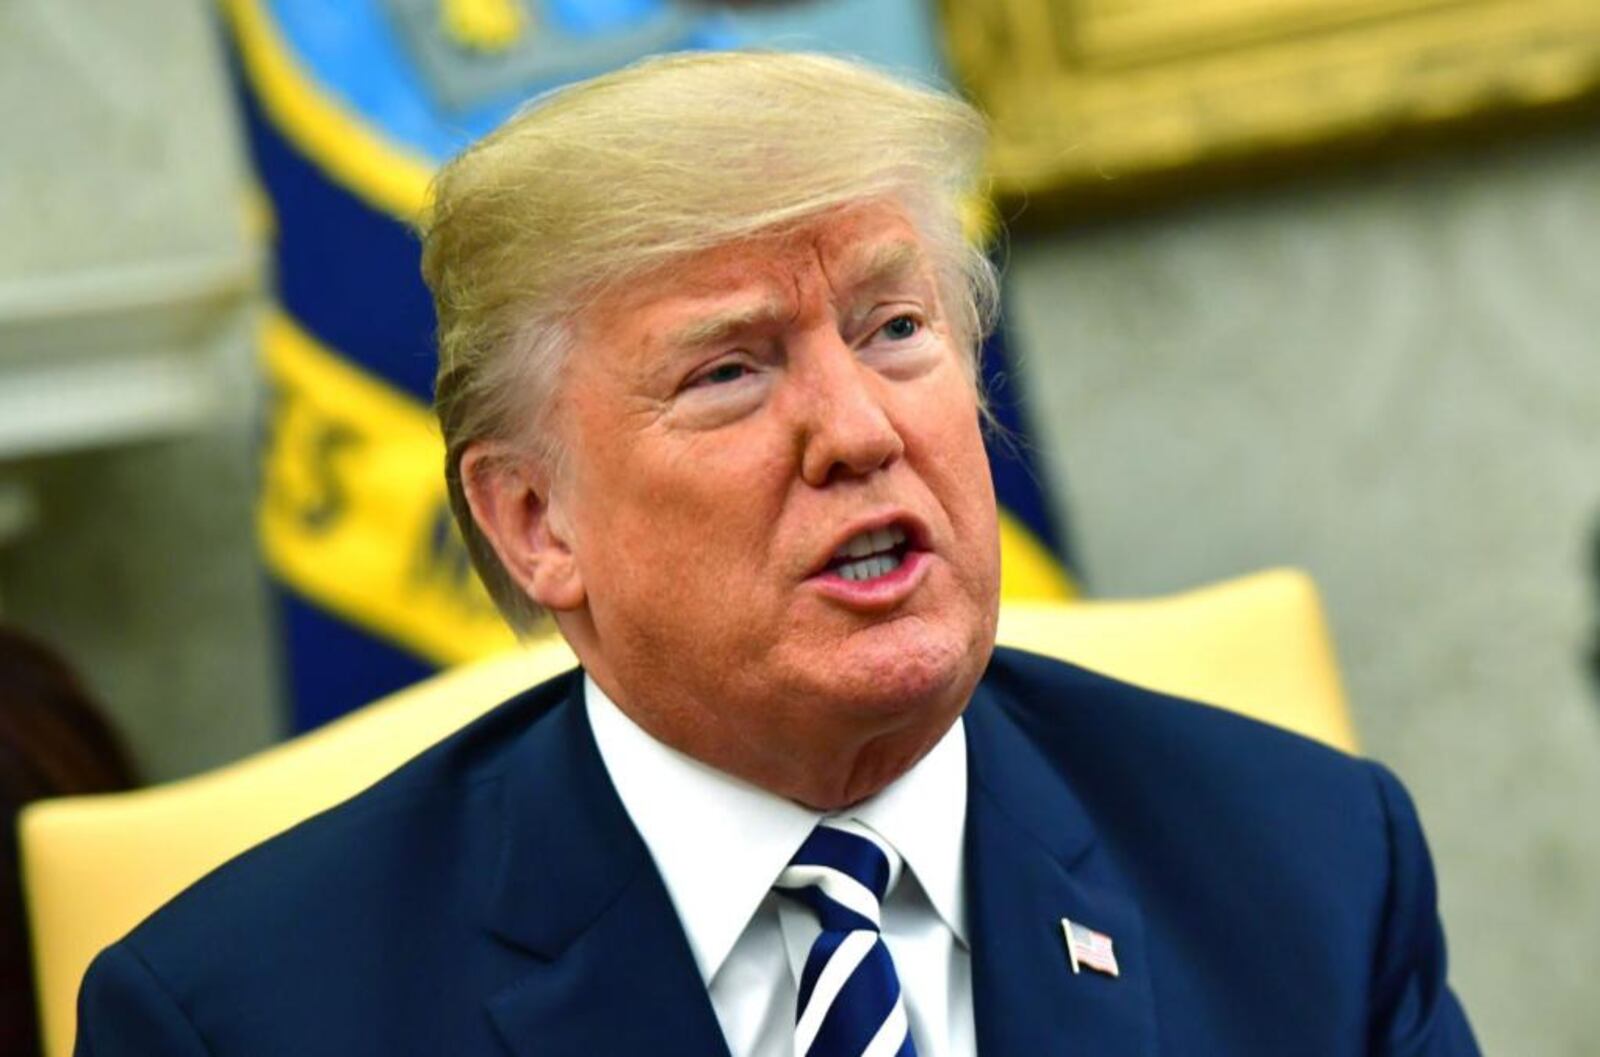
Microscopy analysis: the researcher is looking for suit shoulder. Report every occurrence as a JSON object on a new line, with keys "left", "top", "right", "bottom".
{"left": 116, "top": 668, "right": 581, "bottom": 977}
{"left": 984, "top": 644, "right": 1361, "bottom": 783}
{"left": 979, "top": 645, "right": 1391, "bottom": 870}
{"left": 980, "top": 646, "right": 1398, "bottom": 931}
{"left": 975, "top": 657, "right": 1476, "bottom": 1051}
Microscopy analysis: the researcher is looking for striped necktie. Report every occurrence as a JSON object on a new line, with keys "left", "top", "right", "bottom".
{"left": 773, "top": 819, "right": 917, "bottom": 1057}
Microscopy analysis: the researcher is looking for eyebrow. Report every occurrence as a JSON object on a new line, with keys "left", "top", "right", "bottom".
{"left": 661, "top": 240, "right": 933, "bottom": 351}
{"left": 835, "top": 240, "right": 938, "bottom": 331}
{"left": 665, "top": 299, "right": 792, "bottom": 351}
{"left": 842, "top": 240, "right": 926, "bottom": 293}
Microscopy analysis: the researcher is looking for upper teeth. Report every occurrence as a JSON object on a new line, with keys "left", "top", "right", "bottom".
{"left": 834, "top": 525, "right": 907, "bottom": 560}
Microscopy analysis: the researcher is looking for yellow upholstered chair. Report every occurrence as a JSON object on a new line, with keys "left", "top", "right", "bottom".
{"left": 20, "top": 567, "right": 1354, "bottom": 1057}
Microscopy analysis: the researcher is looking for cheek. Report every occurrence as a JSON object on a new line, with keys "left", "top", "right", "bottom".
{"left": 580, "top": 435, "right": 790, "bottom": 594}
{"left": 911, "top": 393, "right": 1000, "bottom": 591}
{"left": 949, "top": 449, "right": 1000, "bottom": 582}
{"left": 917, "top": 390, "right": 995, "bottom": 511}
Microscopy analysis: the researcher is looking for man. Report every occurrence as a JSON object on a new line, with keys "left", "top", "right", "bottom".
{"left": 75, "top": 52, "right": 1479, "bottom": 1056}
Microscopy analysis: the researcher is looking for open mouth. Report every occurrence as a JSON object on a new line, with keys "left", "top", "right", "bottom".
{"left": 824, "top": 523, "right": 913, "bottom": 583}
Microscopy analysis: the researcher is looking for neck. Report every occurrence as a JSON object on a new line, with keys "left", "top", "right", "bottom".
{"left": 585, "top": 669, "right": 964, "bottom": 810}
{"left": 557, "top": 611, "right": 979, "bottom": 809}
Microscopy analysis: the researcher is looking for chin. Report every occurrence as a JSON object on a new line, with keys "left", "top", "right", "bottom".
{"left": 804, "top": 615, "right": 991, "bottom": 723}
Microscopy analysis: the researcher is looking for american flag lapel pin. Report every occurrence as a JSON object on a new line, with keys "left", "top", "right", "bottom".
{"left": 1060, "top": 918, "right": 1120, "bottom": 978}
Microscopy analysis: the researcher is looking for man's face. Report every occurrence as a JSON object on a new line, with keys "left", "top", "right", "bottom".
{"left": 545, "top": 201, "right": 1000, "bottom": 804}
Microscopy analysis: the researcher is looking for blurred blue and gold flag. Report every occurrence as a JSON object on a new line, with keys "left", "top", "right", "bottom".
{"left": 222, "top": 0, "right": 1076, "bottom": 731}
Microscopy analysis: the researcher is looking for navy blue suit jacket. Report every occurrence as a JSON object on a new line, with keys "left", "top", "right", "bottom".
{"left": 76, "top": 648, "right": 1479, "bottom": 1055}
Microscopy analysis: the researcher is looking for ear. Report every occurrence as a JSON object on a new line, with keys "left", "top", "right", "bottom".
{"left": 458, "top": 442, "right": 586, "bottom": 612}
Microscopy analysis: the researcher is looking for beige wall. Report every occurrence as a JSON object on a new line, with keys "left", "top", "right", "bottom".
{"left": 1007, "top": 130, "right": 1600, "bottom": 1056}
{"left": 0, "top": 0, "right": 281, "bottom": 778}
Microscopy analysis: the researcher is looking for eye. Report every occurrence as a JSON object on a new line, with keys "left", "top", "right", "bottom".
{"left": 878, "top": 314, "right": 921, "bottom": 341}
{"left": 689, "top": 361, "right": 753, "bottom": 388}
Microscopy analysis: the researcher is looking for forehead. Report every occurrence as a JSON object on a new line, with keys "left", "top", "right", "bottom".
{"left": 588, "top": 202, "right": 934, "bottom": 327}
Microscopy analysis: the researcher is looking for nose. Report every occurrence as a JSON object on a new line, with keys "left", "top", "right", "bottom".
{"left": 793, "top": 337, "right": 906, "bottom": 488}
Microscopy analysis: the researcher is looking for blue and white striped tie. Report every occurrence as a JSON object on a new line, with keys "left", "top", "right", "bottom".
{"left": 773, "top": 819, "right": 917, "bottom": 1057}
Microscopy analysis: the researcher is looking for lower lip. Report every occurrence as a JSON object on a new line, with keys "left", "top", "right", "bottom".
{"left": 808, "top": 550, "right": 931, "bottom": 610}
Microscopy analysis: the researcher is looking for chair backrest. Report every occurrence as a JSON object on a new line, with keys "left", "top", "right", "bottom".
{"left": 20, "top": 567, "right": 1353, "bottom": 1057}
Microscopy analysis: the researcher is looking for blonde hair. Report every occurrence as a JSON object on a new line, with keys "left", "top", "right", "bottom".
{"left": 420, "top": 50, "right": 997, "bottom": 632}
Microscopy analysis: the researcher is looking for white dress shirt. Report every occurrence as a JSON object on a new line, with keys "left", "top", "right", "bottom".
{"left": 585, "top": 675, "right": 976, "bottom": 1057}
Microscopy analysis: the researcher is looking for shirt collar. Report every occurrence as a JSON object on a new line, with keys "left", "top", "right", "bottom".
{"left": 585, "top": 675, "right": 969, "bottom": 982}
{"left": 851, "top": 715, "right": 968, "bottom": 945}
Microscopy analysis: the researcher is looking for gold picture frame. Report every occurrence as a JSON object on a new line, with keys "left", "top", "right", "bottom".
{"left": 942, "top": 0, "right": 1600, "bottom": 211}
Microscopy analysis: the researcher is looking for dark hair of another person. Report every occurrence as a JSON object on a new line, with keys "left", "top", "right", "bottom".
{"left": 0, "top": 627, "right": 137, "bottom": 1056}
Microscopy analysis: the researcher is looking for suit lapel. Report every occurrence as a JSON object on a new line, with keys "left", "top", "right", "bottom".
{"left": 964, "top": 683, "right": 1158, "bottom": 1056}
{"left": 480, "top": 673, "right": 731, "bottom": 1057}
